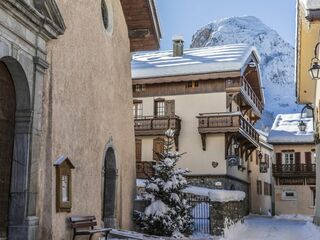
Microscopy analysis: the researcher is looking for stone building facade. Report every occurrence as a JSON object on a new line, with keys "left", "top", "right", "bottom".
{"left": 0, "top": 0, "right": 160, "bottom": 239}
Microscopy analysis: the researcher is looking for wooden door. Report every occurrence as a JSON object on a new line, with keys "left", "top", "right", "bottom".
{"left": 153, "top": 138, "right": 164, "bottom": 160}
{"left": 165, "top": 100, "right": 175, "bottom": 117}
{"left": 0, "top": 62, "right": 15, "bottom": 238}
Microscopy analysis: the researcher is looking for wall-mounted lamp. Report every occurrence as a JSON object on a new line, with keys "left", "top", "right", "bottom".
{"left": 309, "top": 42, "right": 320, "bottom": 80}
{"left": 298, "top": 104, "right": 313, "bottom": 132}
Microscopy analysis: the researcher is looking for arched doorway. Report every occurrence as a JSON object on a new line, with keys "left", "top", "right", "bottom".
{"left": 0, "top": 62, "right": 16, "bottom": 238}
{"left": 103, "top": 147, "right": 117, "bottom": 228}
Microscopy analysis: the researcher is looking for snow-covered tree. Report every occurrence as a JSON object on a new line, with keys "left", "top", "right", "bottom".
{"left": 135, "top": 129, "right": 193, "bottom": 237}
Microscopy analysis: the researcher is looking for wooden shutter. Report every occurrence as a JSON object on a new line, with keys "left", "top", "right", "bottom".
{"left": 135, "top": 139, "right": 142, "bottom": 162}
{"left": 305, "top": 152, "right": 312, "bottom": 171}
{"left": 153, "top": 138, "right": 164, "bottom": 160}
{"left": 295, "top": 152, "right": 301, "bottom": 171}
{"left": 276, "top": 153, "right": 282, "bottom": 171}
{"left": 165, "top": 100, "right": 175, "bottom": 117}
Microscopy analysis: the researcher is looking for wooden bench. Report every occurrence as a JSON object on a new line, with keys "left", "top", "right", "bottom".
{"left": 69, "top": 216, "right": 112, "bottom": 240}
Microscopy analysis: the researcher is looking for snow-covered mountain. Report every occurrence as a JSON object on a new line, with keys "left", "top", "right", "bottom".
{"left": 191, "top": 16, "right": 300, "bottom": 130}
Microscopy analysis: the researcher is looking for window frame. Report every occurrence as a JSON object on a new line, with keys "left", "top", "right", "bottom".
{"left": 133, "top": 100, "right": 143, "bottom": 118}
{"left": 154, "top": 98, "right": 165, "bottom": 117}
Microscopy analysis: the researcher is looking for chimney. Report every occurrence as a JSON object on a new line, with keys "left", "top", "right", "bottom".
{"left": 172, "top": 35, "right": 184, "bottom": 57}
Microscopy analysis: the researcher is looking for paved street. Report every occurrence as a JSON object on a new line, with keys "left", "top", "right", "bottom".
{"left": 220, "top": 215, "right": 320, "bottom": 240}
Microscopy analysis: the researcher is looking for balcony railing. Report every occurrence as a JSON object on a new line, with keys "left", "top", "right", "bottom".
{"left": 226, "top": 77, "right": 263, "bottom": 115}
{"left": 197, "top": 112, "right": 259, "bottom": 146}
{"left": 272, "top": 164, "right": 316, "bottom": 177}
{"left": 136, "top": 161, "right": 155, "bottom": 179}
{"left": 240, "top": 77, "right": 263, "bottom": 114}
{"left": 134, "top": 115, "right": 181, "bottom": 136}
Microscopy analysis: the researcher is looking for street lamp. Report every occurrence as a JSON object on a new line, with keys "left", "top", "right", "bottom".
{"left": 309, "top": 42, "right": 320, "bottom": 80}
{"left": 298, "top": 104, "right": 313, "bottom": 132}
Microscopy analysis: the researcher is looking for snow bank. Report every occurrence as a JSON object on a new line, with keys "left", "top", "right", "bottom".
{"left": 275, "top": 214, "right": 313, "bottom": 222}
{"left": 145, "top": 200, "right": 169, "bottom": 217}
{"left": 183, "top": 186, "right": 245, "bottom": 202}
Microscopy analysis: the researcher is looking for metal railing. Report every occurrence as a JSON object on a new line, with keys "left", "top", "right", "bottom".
{"left": 272, "top": 164, "right": 316, "bottom": 176}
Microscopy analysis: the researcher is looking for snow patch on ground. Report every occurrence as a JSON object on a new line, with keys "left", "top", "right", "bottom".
{"left": 274, "top": 214, "right": 314, "bottom": 222}
{"left": 218, "top": 215, "right": 320, "bottom": 240}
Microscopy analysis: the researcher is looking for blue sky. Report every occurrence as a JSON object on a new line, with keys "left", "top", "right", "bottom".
{"left": 156, "top": 0, "right": 296, "bottom": 50}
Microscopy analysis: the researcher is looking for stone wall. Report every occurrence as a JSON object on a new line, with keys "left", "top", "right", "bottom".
{"left": 210, "top": 201, "right": 245, "bottom": 236}
{"left": 187, "top": 175, "right": 249, "bottom": 214}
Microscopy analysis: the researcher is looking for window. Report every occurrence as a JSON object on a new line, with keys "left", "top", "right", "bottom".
{"left": 154, "top": 99, "right": 165, "bottom": 117}
{"left": 311, "top": 187, "right": 316, "bottom": 207}
{"left": 134, "top": 84, "right": 145, "bottom": 92}
{"left": 281, "top": 190, "right": 297, "bottom": 201}
{"left": 283, "top": 152, "right": 295, "bottom": 164}
{"left": 264, "top": 182, "right": 271, "bottom": 196}
{"left": 101, "top": 0, "right": 113, "bottom": 34}
{"left": 153, "top": 138, "right": 164, "bottom": 160}
{"left": 133, "top": 100, "right": 143, "bottom": 118}
{"left": 257, "top": 180, "right": 262, "bottom": 195}
{"left": 135, "top": 139, "right": 142, "bottom": 162}
{"left": 186, "top": 81, "right": 199, "bottom": 88}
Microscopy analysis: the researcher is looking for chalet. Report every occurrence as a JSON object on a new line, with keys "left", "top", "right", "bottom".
{"left": 132, "top": 40, "right": 265, "bottom": 212}
{"left": 268, "top": 113, "right": 315, "bottom": 215}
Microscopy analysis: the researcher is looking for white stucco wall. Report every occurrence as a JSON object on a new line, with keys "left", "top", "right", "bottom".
{"left": 136, "top": 93, "right": 228, "bottom": 175}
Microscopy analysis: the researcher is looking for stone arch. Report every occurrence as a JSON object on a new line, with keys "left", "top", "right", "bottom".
{"left": 102, "top": 143, "right": 118, "bottom": 228}
{"left": 0, "top": 56, "right": 32, "bottom": 239}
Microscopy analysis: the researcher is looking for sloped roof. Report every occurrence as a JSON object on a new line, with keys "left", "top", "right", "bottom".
{"left": 301, "top": 0, "right": 320, "bottom": 10}
{"left": 267, "top": 113, "right": 314, "bottom": 144}
{"left": 132, "top": 44, "right": 260, "bottom": 79}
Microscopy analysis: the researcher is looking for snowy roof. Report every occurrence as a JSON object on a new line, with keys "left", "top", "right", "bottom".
{"left": 267, "top": 113, "right": 314, "bottom": 144}
{"left": 132, "top": 44, "right": 260, "bottom": 79}
{"left": 301, "top": 0, "right": 320, "bottom": 10}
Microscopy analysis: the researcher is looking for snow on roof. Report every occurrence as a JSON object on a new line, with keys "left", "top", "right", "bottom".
{"left": 132, "top": 44, "right": 260, "bottom": 79}
{"left": 267, "top": 113, "right": 314, "bottom": 144}
{"left": 301, "top": 0, "right": 320, "bottom": 10}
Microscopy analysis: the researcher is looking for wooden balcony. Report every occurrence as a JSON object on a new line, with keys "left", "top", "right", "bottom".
{"left": 226, "top": 77, "right": 263, "bottom": 116}
{"left": 197, "top": 112, "right": 259, "bottom": 150}
{"left": 272, "top": 164, "right": 316, "bottom": 177}
{"left": 134, "top": 115, "right": 181, "bottom": 150}
{"left": 136, "top": 161, "right": 155, "bottom": 179}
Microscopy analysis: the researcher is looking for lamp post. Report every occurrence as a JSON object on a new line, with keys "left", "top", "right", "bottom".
{"left": 309, "top": 42, "right": 320, "bottom": 80}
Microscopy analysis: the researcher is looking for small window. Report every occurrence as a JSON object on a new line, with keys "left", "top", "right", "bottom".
{"left": 154, "top": 99, "right": 165, "bottom": 117}
{"left": 257, "top": 180, "right": 262, "bottom": 195}
{"left": 186, "top": 81, "right": 199, "bottom": 88}
{"left": 134, "top": 84, "right": 145, "bottom": 92}
{"left": 283, "top": 152, "right": 295, "bottom": 164}
{"left": 281, "top": 190, "right": 297, "bottom": 201}
{"left": 311, "top": 187, "right": 316, "bottom": 206}
{"left": 133, "top": 100, "right": 143, "bottom": 118}
{"left": 101, "top": 0, "right": 113, "bottom": 34}
{"left": 264, "top": 182, "right": 271, "bottom": 196}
